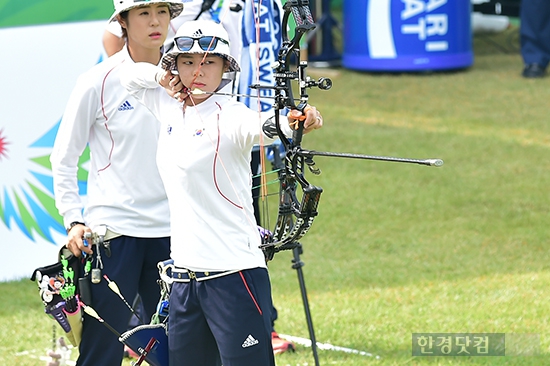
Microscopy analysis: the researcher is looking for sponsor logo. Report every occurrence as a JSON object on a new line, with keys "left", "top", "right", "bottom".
{"left": 118, "top": 101, "right": 134, "bottom": 111}
{"left": 242, "top": 334, "right": 259, "bottom": 348}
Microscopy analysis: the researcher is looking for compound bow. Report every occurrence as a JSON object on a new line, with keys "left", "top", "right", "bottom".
{"left": 254, "top": 0, "right": 443, "bottom": 259}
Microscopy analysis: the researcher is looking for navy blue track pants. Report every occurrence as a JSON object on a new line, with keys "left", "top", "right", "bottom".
{"left": 76, "top": 236, "right": 170, "bottom": 366}
{"left": 168, "top": 267, "right": 275, "bottom": 366}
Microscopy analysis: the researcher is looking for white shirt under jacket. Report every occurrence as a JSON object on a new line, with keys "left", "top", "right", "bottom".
{"left": 50, "top": 47, "right": 170, "bottom": 237}
{"left": 120, "top": 62, "right": 293, "bottom": 272}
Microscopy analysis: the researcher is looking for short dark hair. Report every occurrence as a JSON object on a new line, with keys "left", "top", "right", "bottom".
{"left": 119, "top": 10, "right": 130, "bottom": 38}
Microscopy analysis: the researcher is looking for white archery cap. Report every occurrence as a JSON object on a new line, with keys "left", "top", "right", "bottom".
{"left": 109, "top": 0, "right": 184, "bottom": 23}
{"left": 161, "top": 20, "right": 241, "bottom": 73}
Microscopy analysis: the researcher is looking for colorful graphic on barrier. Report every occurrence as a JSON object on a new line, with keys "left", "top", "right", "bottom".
{"left": 0, "top": 129, "right": 9, "bottom": 160}
{"left": 0, "top": 2, "right": 108, "bottom": 281}
{"left": 0, "top": 121, "right": 90, "bottom": 243}
{"left": 0, "top": 1, "right": 107, "bottom": 243}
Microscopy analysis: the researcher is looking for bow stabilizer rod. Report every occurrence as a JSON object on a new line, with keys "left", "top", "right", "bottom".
{"left": 299, "top": 149, "right": 444, "bottom": 167}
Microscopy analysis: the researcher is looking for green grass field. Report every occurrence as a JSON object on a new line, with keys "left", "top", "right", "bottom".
{"left": 2, "top": 26, "right": 550, "bottom": 365}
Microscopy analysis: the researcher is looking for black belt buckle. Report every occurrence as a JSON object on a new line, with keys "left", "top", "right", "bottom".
{"left": 103, "top": 240, "right": 111, "bottom": 257}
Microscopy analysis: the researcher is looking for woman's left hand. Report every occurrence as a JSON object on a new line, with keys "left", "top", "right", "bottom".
{"left": 287, "top": 105, "right": 323, "bottom": 134}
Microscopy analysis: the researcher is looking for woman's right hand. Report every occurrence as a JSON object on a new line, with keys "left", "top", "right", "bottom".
{"left": 157, "top": 70, "right": 188, "bottom": 103}
{"left": 66, "top": 224, "right": 93, "bottom": 257}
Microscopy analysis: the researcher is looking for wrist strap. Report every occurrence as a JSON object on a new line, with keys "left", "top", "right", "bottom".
{"left": 66, "top": 221, "right": 85, "bottom": 234}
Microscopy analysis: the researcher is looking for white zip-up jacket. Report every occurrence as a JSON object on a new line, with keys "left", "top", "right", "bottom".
{"left": 120, "top": 62, "right": 293, "bottom": 271}
{"left": 50, "top": 48, "right": 170, "bottom": 237}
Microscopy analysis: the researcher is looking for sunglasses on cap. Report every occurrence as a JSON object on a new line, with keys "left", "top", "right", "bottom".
{"left": 174, "top": 36, "right": 229, "bottom": 52}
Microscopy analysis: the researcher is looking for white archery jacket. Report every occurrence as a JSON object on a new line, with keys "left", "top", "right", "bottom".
{"left": 120, "top": 62, "right": 294, "bottom": 271}
{"left": 50, "top": 48, "right": 170, "bottom": 237}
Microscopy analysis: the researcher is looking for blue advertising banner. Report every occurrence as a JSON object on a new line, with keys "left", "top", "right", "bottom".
{"left": 343, "top": 0, "right": 473, "bottom": 71}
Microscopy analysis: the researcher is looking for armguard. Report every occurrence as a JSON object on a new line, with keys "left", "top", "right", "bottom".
{"left": 262, "top": 116, "right": 277, "bottom": 139}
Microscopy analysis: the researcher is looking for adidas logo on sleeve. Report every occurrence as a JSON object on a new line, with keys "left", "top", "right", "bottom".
{"left": 118, "top": 101, "right": 134, "bottom": 111}
{"left": 241, "top": 334, "right": 259, "bottom": 348}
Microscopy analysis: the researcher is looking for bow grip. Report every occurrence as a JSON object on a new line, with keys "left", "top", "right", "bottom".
{"left": 289, "top": 104, "right": 311, "bottom": 145}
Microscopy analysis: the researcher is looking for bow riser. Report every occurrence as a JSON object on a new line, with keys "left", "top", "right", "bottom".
{"left": 260, "top": 0, "right": 326, "bottom": 254}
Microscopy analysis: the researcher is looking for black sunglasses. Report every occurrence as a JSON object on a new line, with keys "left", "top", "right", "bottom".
{"left": 174, "top": 36, "right": 229, "bottom": 52}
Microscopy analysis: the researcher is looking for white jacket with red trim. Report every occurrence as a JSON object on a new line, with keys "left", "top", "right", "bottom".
{"left": 120, "top": 62, "right": 294, "bottom": 272}
{"left": 50, "top": 47, "right": 170, "bottom": 237}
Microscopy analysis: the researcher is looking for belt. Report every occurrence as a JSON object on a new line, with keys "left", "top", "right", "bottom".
{"left": 169, "top": 267, "right": 240, "bottom": 282}
{"left": 104, "top": 228, "right": 122, "bottom": 241}
{"left": 91, "top": 225, "right": 122, "bottom": 241}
